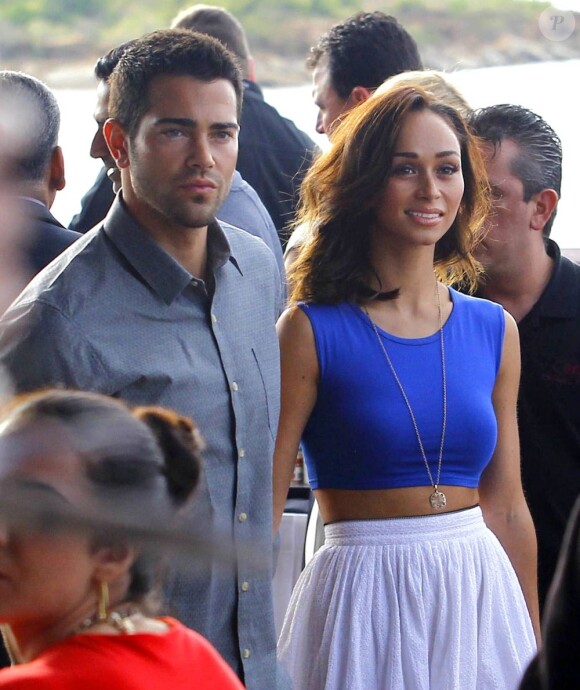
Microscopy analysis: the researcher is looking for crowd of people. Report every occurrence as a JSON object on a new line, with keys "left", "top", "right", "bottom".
{"left": 0, "top": 5, "right": 579, "bottom": 690}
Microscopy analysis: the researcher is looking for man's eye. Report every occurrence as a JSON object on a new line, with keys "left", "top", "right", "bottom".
{"left": 163, "top": 129, "right": 185, "bottom": 138}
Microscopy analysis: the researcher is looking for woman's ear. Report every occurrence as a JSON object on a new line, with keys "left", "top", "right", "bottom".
{"left": 91, "top": 542, "right": 137, "bottom": 583}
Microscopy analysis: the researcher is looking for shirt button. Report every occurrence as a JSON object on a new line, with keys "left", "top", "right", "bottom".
{"left": 241, "top": 581, "right": 250, "bottom": 592}
{"left": 211, "top": 313, "right": 218, "bottom": 324}
{"left": 192, "top": 280, "right": 199, "bottom": 287}
{"left": 242, "top": 648, "right": 251, "bottom": 659}
{"left": 239, "top": 448, "right": 246, "bottom": 459}
{"left": 231, "top": 381, "right": 239, "bottom": 392}
{"left": 238, "top": 512, "right": 248, "bottom": 522}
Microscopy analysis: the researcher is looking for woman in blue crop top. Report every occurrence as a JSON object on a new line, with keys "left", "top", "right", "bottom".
{"left": 273, "top": 83, "right": 539, "bottom": 690}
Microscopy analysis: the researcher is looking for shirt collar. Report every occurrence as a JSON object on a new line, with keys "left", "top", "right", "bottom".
{"left": 523, "top": 238, "right": 580, "bottom": 324}
{"left": 18, "top": 196, "right": 47, "bottom": 210}
{"left": 243, "top": 80, "right": 263, "bottom": 100}
{"left": 102, "top": 195, "right": 241, "bottom": 305}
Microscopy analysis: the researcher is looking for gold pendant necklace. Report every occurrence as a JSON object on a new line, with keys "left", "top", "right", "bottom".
{"left": 365, "top": 281, "right": 448, "bottom": 510}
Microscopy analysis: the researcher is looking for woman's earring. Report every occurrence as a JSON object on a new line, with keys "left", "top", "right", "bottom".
{"left": 98, "top": 580, "right": 109, "bottom": 622}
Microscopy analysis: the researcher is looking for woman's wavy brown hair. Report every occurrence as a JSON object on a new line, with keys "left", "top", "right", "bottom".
{"left": 289, "top": 84, "right": 490, "bottom": 305}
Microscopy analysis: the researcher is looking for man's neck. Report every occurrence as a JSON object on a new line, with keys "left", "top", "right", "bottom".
{"left": 479, "top": 244, "right": 554, "bottom": 323}
{"left": 121, "top": 195, "right": 210, "bottom": 279}
{"left": 153, "top": 225, "right": 209, "bottom": 280}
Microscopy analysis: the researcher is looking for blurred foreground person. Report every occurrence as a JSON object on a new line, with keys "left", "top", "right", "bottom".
{"left": 0, "top": 74, "right": 31, "bottom": 670}
{"left": 520, "top": 494, "right": 580, "bottom": 690}
{"left": 0, "top": 389, "right": 244, "bottom": 689}
{"left": 0, "top": 71, "right": 80, "bottom": 278}
{"left": 273, "top": 85, "right": 538, "bottom": 689}
{"left": 0, "top": 87, "right": 29, "bottom": 316}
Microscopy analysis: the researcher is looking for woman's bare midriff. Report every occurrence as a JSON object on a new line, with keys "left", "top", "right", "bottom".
{"left": 315, "top": 486, "right": 480, "bottom": 523}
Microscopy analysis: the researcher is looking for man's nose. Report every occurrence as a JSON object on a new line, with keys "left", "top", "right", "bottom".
{"left": 90, "top": 125, "right": 108, "bottom": 161}
{"left": 186, "top": 136, "right": 215, "bottom": 169}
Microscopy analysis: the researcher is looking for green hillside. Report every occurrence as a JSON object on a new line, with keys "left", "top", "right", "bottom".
{"left": 1, "top": 0, "right": 578, "bottom": 86}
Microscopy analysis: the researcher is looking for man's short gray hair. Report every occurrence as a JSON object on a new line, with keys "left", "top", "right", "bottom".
{"left": 0, "top": 70, "right": 60, "bottom": 182}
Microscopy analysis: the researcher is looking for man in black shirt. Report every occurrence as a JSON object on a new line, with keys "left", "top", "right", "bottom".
{"left": 171, "top": 4, "right": 317, "bottom": 242}
{"left": 469, "top": 104, "right": 580, "bottom": 613}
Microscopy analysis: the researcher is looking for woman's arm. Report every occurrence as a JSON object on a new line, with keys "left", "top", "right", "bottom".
{"left": 479, "top": 311, "right": 541, "bottom": 643}
{"left": 273, "top": 306, "right": 319, "bottom": 534}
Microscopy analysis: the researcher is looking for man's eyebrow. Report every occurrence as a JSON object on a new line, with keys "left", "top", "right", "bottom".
{"left": 154, "top": 117, "right": 195, "bottom": 128}
{"left": 154, "top": 117, "right": 239, "bottom": 131}
{"left": 393, "top": 150, "right": 460, "bottom": 158}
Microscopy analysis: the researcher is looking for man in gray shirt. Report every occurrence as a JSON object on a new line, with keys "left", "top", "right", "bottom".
{"left": 0, "top": 29, "right": 285, "bottom": 690}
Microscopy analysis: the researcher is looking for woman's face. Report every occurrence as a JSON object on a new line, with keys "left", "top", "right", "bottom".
{"left": 0, "top": 438, "right": 100, "bottom": 632}
{"left": 372, "top": 108, "right": 464, "bottom": 250}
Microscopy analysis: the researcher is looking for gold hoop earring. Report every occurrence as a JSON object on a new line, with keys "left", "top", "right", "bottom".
{"left": 1, "top": 625, "right": 20, "bottom": 665}
{"left": 98, "top": 580, "right": 109, "bottom": 622}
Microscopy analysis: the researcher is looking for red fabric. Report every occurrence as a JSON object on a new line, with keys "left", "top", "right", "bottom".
{"left": 0, "top": 617, "right": 244, "bottom": 689}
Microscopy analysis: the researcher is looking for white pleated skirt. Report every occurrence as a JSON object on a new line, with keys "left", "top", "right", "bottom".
{"left": 278, "top": 506, "right": 536, "bottom": 690}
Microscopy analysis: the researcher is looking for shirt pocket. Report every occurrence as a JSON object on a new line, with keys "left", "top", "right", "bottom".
{"left": 251, "top": 346, "right": 280, "bottom": 443}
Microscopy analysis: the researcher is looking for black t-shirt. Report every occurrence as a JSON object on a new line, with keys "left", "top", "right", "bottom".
{"left": 237, "top": 81, "right": 317, "bottom": 241}
{"left": 512, "top": 240, "right": 580, "bottom": 610}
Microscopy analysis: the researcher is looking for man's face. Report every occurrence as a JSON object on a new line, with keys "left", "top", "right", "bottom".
{"left": 109, "top": 75, "right": 239, "bottom": 237}
{"left": 90, "top": 80, "right": 121, "bottom": 190}
{"left": 311, "top": 55, "right": 351, "bottom": 138}
{"left": 474, "top": 139, "right": 537, "bottom": 277}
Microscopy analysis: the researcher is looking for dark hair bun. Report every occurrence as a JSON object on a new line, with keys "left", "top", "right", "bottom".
{"left": 133, "top": 406, "right": 203, "bottom": 507}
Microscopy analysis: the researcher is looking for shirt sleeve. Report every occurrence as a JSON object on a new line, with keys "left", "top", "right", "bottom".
{"left": 0, "top": 299, "right": 109, "bottom": 394}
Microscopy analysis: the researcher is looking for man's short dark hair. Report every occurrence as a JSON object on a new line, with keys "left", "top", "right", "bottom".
{"left": 94, "top": 40, "right": 137, "bottom": 82}
{"left": 108, "top": 29, "right": 243, "bottom": 138}
{"left": 307, "top": 11, "right": 423, "bottom": 99}
{"left": 469, "top": 104, "right": 562, "bottom": 237}
{"left": 0, "top": 70, "right": 60, "bottom": 182}
{"left": 171, "top": 4, "right": 250, "bottom": 78}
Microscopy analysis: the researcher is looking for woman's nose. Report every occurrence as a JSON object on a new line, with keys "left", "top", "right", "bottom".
{"left": 417, "top": 172, "right": 441, "bottom": 199}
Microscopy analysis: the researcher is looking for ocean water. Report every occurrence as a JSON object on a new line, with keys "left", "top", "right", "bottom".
{"left": 53, "top": 59, "right": 579, "bottom": 248}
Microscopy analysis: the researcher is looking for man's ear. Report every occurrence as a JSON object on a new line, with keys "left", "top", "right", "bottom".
{"left": 349, "top": 86, "right": 372, "bottom": 106}
{"left": 103, "top": 119, "right": 130, "bottom": 170}
{"left": 247, "top": 54, "right": 257, "bottom": 83}
{"left": 49, "top": 146, "right": 66, "bottom": 192}
{"left": 530, "top": 188, "right": 559, "bottom": 232}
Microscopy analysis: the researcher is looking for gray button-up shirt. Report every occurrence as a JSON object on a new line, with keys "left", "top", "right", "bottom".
{"left": 0, "top": 197, "right": 286, "bottom": 689}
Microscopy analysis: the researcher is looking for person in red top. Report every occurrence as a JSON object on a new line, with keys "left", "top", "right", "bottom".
{"left": 0, "top": 389, "right": 244, "bottom": 690}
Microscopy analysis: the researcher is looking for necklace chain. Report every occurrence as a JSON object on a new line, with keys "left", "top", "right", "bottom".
{"left": 73, "top": 606, "right": 139, "bottom": 635}
{"left": 365, "top": 281, "right": 447, "bottom": 509}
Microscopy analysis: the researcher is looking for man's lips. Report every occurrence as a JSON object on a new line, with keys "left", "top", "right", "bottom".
{"left": 179, "top": 178, "right": 217, "bottom": 192}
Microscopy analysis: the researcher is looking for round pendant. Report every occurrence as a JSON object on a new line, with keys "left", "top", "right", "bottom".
{"left": 430, "top": 490, "right": 447, "bottom": 510}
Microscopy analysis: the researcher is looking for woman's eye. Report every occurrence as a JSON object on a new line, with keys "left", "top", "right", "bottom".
{"left": 439, "top": 164, "right": 459, "bottom": 175}
{"left": 391, "top": 165, "right": 415, "bottom": 176}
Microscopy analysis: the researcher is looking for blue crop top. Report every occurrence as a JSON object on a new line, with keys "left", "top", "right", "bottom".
{"left": 300, "top": 288, "right": 505, "bottom": 490}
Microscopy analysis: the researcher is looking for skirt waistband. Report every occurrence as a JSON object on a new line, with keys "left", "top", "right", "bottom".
{"left": 324, "top": 505, "right": 486, "bottom": 546}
